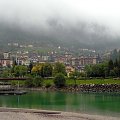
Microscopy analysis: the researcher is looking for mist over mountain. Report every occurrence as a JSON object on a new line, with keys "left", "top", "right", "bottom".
{"left": 0, "top": 20, "right": 119, "bottom": 50}
{"left": 0, "top": 0, "right": 120, "bottom": 50}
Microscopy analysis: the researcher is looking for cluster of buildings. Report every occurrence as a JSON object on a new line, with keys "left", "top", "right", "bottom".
{"left": 8, "top": 43, "right": 33, "bottom": 48}
{"left": 54, "top": 53, "right": 101, "bottom": 75}
{"left": 0, "top": 50, "right": 101, "bottom": 75}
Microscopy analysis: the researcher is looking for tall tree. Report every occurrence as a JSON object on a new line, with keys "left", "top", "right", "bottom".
{"left": 110, "top": 49, "right": 118, "bottom": 61}
{"left": 28, "top": 62, "right": 33, "bottom": 73}
{"left": 41, "top": 63, "right": 53, "bottom": 77}
{"left": 53, "top": 62, "right": 66, "bottom": 76}
{"left": 108, "top": 60, "right": 114, "bottom": 71}
{"left": 114, "top": 59, "right": 118, "bottom": 67}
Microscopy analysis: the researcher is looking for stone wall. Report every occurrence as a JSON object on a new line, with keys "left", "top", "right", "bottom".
{"left": 24, "top": 84, "right": 120, "bottom": 93}
{"left": 44, "top": 84, "right": 120, "bottom": 93}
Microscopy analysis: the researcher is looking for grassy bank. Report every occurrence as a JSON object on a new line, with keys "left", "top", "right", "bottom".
{"left": 43, "top": 78, "right": 120, "bottom": 86}
{"left": 9, "top": 78, "right": 120, "bottom": 87}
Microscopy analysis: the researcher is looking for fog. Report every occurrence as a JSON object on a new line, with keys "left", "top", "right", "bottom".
{"left": 0, "top": 0, "right": 120, "bottom": 47}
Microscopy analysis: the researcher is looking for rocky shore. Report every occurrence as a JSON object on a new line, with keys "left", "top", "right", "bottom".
{"left": 70, "top": 84, "right": 120, "bottom": 93}
{"left": 0, "top": 108, "right": 119, "bottom": 120}
{"left": 26, "top": 84, "right": 120, "bottom": 93}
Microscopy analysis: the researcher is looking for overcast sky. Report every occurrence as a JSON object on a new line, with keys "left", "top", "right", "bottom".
{"left": 0, "top": 0, "right": 120, "bottom": 39}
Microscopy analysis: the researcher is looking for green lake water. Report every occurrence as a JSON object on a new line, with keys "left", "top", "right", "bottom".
{"left": 0, "top": 91, "right": 120, "bottom": 116}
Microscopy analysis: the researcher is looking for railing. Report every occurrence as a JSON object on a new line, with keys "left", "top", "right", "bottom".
{"left": 0, "top": 78, "right": 27, "bottom": 81}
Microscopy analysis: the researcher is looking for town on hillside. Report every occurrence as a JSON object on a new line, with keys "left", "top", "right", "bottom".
{"left": 0, "top": 42, "right": 102, "bottom": 76}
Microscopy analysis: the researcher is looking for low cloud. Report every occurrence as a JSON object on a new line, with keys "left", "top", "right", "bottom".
{"left": 0, "top": 0, "right": 120, "bottom": 45}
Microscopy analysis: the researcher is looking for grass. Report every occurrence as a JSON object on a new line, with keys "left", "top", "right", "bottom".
{"left": 43, "top": 78, "right": 120, "bottom": 86}
{"left": 9, "top": 78, "right": 120, "bottom": 87}
{"left": 10, "top": 80, "right": 26, "bottom": 86}
{"left": 43, "top": 79, "right": 54, "bottom": 86}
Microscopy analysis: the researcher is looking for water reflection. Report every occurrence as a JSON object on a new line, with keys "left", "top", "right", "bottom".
{"left": 17, "top": 95, "right": 19, "bottom": 107}
{"left": 0, "top": 91, "right": 119, "bottom": 116}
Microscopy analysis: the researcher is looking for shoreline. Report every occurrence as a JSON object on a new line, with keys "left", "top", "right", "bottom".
{"left": 0, "top": 107, "right": 119, "bottom": 120}
{"left": 22, "top": 84, "right": 120, "bottom": 93}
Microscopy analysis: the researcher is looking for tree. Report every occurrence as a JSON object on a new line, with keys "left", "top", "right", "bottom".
{"left": 20, "top": 65, "right": 28, "bottom": 77}
{"left": 70, "top": 71, "right": 81, "bottom": 86}
{"left": 31, "top": 63, "right": 43, "bottom": 76}
{"left": 41, "top": 63, "right": 53, "bottom": 77}
{"left": 85, "top": 62, "right": 108, "bottom": 78}
{"left": 109, "top": 70, "right": 116, "bottom": 77}
{"left": 108, "top": 60, "right": 114, "bottom": 71}
{"left": 53, "top": 62, "right": 66, "bottom": 76}
{"left": 110, "top": 49, "right": 118, "bottom": 61}
{"left": 85, "top": 65, "right": 92, "bottom": 77}
{"left": 14, "top": 65, "right": 27, "bottom": 77}
{"left": 28, "top": 62, "right": 33, "bottom": 74}
{"left": 54, "top": 73, "right": 66, "bottom": 88}
{"left": 118, "top": 60, "right": 120, "bottom": 77}
{"left": 114, "top": 67, "right": 119, "bottom": 77}
{"left": 1, "top": 68, "right": 10, "bottom": 78}
{"left": 114, "top": 59, "right": 118, "bottom": 67}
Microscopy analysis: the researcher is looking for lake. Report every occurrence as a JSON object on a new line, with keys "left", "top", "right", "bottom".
{"left": 0, "top": 91, "right": 119, "bottom": 117}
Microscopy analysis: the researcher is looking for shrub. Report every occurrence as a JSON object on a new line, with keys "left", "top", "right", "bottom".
{"left": 45, "top": 83, "right": 52, "bottom": 88}
{"left": 25, "top": 77, "right": 34, "bottom": 87}
{"left": 33, "top": 77, "right": 43, "bottom": 87}
{"left": 54, "top": 73, "right": 66, "bottom": 88}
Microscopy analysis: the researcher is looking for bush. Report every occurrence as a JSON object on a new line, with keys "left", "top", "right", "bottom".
{"left": 45, "top": 83, "right": 52, "bottom": 88}
{"left": 25, "top": 76, "right": 43, "bottom": 87}
{"left": 33, "top": 77, "right": 43, "bottom": 87}
{"left": 25, "top": 78, "right": 34, "bottom": 87}
{"left": 54, "top": 73, "right": 66, "bottom": 88}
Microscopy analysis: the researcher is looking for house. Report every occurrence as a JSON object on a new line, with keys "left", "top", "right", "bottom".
{"left": 70, "top": 55, "right": 101, "bottom": 71}
{"left": 0, "top": 59, "right": 13, "bottom": 67}
{"left": 3, "top": 52, "right": 11, "bottom": 59}
{"left": 66, "top": 66, "right": 75, "bottom": 77}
